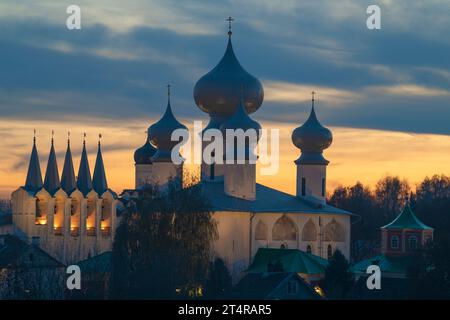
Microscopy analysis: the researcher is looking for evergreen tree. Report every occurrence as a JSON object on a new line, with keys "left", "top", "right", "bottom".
{"left": 203, "top": 258, "right": 232, "bottom": 299}
{"left": 320, "top": 249, "right": 354, "bottom": 299}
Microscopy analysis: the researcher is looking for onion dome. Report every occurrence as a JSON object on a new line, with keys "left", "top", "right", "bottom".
{"left": 43, "top": 132, "right": 60, "bottom": 195}
{"left": 193, "top": 18, "right": 264, "bottom": 119}
{"left": 220, "top": 91, "right": 261, "bottom": 160}
{"left": 77, "top": 134, "right": 93, "bottom": 196}
{"left": 292, "top": 93, "right": 333, "bottom": 165}
{"left": 61, "top": 133, "right": 77, "bottom": 194}
{"left": 134, "top": 135, "right": 157, "bottom": 165}
{"left": 92, "top": 135, "right": 108, "bottom": 195}
{"left": 24, "top": 131, "right": 43, "bottom": 192}
{"left": 147, "top": 86, "right": 188, "bottom": 162}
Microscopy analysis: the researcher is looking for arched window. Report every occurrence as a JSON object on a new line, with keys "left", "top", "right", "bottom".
{"left": 70, "top": 197, "right": 81, "bottom": 236}
{"left": 101, "top": 197, "right": 112, "bottom": 236}
{"left": 272, "top": 215, "right": 297, "bottom": 241}
{"left": 324, "top": 219, "right": 345, "bottom": 242}
{"left": 408, "top": 236, "right": 418, "bottom": 250}
{"left": 302, "top": 219, "right": 317, "bottom": 241}
{"left": 35, "top": 198, "right": 48, "bottom": 225}
{"left": 306, "top": 245, "right": 312, "bottom": 254}
{"left": 86, "top": 196, "right": 96, "bottom": 236}
{"left": 53, "top": 196, "right": 65, "bottom": 235}
{"left": 391, "top": 235, "right": 399, "bottom": 249}
{"left": 327, "top": 245, "right": 333, "bottom": 260}
{"left": 255, "top": 220, "right": 268, "bottom": 240}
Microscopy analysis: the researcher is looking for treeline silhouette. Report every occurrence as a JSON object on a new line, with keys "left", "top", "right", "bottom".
{"left": 328, "top": 174, "right": 450, "bottom": 261}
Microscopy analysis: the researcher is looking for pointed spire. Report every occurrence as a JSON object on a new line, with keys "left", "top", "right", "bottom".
{"left": 43, "top": 131, "right": 60, "bottom": 195}
{"left": 164, "top": 84, "right": 174, "bottom": 118}
{"left": 307, "top": 91, "right": 319, "bottom": 122}
{"left": 92, "top": 133, "right": 108, "bottom": 195}
{"left": 77, "top": 132, "right": 92, "bottom": 196}
{"left": 61, "top": 131, "right": 76, "bottom": 194}
{"left": 24, "top": 130, "right": 43, "bottom": 192}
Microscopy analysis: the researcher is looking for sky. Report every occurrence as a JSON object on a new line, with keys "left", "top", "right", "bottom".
{"left": 0, "top": 0, "right": 449, "bottom": 198}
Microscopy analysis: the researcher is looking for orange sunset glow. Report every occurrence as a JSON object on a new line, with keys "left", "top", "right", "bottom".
{"left": 1, "top": 118, "right": 449, "bottom": 199}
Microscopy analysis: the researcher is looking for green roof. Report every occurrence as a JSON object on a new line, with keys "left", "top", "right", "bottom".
{"left": 381, "top": 204, "right": 433, "bottom": 230}
{"left": 77, "top": 251, "right": 112, "bottom": 273}
{"left": 247, "top": 248, "right": 329, "bottom": 275}
{"left": 352, "top": 254, "right": 413, "bottom": 275}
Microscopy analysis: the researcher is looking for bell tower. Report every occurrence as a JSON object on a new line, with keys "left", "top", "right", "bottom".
{"left": 292, "top": 92, "right": 332, "bottom": 204}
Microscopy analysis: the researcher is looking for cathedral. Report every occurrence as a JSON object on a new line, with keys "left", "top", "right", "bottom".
{"left": 10, "top": 21, "right": 352, "bottom": 281}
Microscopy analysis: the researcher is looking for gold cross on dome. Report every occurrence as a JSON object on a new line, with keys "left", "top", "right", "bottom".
{"left": 227, "top": 16, "right": 234, "bottom": 35}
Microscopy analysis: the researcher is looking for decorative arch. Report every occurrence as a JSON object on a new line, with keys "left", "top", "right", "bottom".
{"left": 324, "top": 218, "right": 345, "bottom": 242}
{"left": 255, "top": 220, "right": 268, "bottom": 240}
{"left": 302, "top": 219, "right": 317, "bottom": 241}
{"left": 34, "top": 190, "right": 51, "bottom": 226}
{"left": 272, "top": 215, "right": 297, "bottom": 241}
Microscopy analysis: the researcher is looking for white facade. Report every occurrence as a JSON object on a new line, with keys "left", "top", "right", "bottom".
{"left": 212, "top": 211, "right": 350, "bottom": 282}
{"left": 135, "top": 162, "right": 183, "bottom": 189}
{"left": 224, "top": 163, "right": 256, "bottom": 200}
{"left": 296, "top": 164, "right": 327, "bottom": 204}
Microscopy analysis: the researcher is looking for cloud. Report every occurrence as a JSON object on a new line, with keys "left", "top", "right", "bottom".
{"left": 368, "top": 84, "right": 450, "bottom": 97}
{"left": 263, "top": 80, "right": 362, "bottom": 106}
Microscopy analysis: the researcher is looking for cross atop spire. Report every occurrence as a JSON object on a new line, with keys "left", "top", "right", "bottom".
{"left": 98, "top": 133, "right": 102, "bottom": 146}
{"left": 51, "top": 130, "right": 54, "bottom": 144}
{"left": 227, "top": 16, "right": 234, "bottom": 37}
{"left": 83, "top": 132, "right": 86, "bottom": 145}
{"left": 33, "top": 129, "right": 36, "bottom": 144}
{"left": 167, "top": 84, "right": 171, "bottom": 97}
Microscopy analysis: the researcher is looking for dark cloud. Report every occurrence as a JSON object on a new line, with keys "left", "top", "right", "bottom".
{"left": 0, "top": 2, "right": 449, "bottom": 136}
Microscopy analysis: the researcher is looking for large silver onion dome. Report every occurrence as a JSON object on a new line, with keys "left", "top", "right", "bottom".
{"left": 134, "top": 136, "right": 157, "bottom": 165}
{"left": 292, "top": 97, "right": 332, "bottom": 164}
{"left": 147, "top": 88, "right": 187, "bottom": 162}
{"left": 193, "top": 32, "right": 264, "bottom": 117}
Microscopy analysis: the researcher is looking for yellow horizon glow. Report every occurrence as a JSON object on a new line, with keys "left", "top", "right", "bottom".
{"left": 0, "top": 118, "right": 449, "bottom": 199}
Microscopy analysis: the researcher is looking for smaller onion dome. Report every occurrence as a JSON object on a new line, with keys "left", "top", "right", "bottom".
{"left": 147, "top": 86, "right": 188, "bottom": 162}
{"left": 292, "top": 93, "right": 333, "bottom": 165}
{"left": 193, "top": 18, "right": 264, "bottom": 118}
{"left": 220, "top": 96, "right": 261, "bottom": 135}
{"left": 134, "top": 136, "right": 157, "bottom": 165}
{"left": 220, "top": 91, "right": 261, "bottom": 160}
